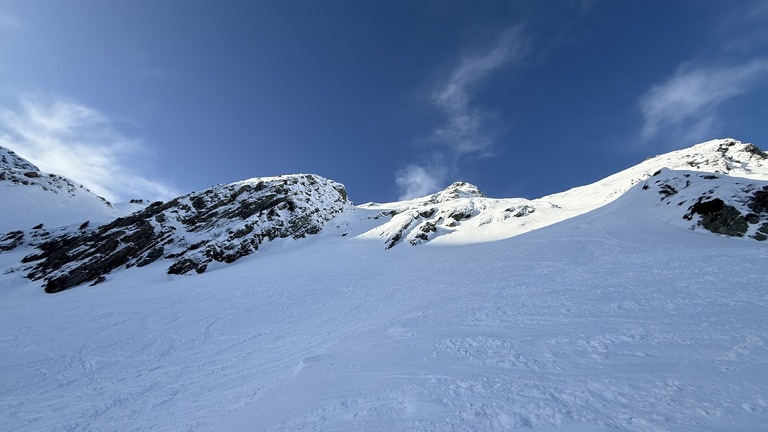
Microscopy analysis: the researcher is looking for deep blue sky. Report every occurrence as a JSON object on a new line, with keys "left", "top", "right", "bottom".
{"left": 1, "top": 1, "right": 767, "bottom": 203}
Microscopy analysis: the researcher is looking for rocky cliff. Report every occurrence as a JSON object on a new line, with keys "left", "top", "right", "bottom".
{"left": 22, "top": 174, "right": 350, "bottom": 293}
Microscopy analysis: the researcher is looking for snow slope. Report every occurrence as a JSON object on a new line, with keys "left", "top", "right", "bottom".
{"left": 0, "top": 146, "right": 135, "bottom": 233}
{"left": 0, "top": 138, "right": 767, "bottom": 431}
{"left": 359, "top": 138, "right": 768, "bottom": 247}
{"left": 1, "top": 171, "right": 766, "bottom": 431}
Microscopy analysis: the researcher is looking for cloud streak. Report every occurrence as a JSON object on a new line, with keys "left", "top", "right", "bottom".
{"left": 639, "top": 59, "right": 768, "bottom": 142}
{"left": 0, "top": 95, "right": 179, "bottom": 203}
{"left": 396, "top": 28, "right": 526, "bottom": 200}
{"left": 430, "top": 27, "right": 525, "bottom": 156}
{"left": 395, "top": 164, "right": 444, "bottom": 201}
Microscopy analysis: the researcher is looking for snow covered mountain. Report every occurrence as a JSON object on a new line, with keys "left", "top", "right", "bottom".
{"left": 357, "top": 138, "right": 768, "bottom": 247}
{"left": 0, "top": 138, "right": 767, "bottom": 431}
{"left": 0, "top": 146, "right": 138, "bottom": 233}
{"left": 22, "top": 174, "right": 350, "bottom": 293}
{"left": 4, "top": 138, "right": 768, "bottom": 294}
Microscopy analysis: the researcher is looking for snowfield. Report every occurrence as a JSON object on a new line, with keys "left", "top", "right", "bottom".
{"left": 1, "top": 138, "right": 767, "bottom": 431}
{"left": 2, "top": 178, "right": 767, "bottom": 431}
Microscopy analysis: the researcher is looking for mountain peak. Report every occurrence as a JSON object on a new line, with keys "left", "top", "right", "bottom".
{"left": 427, "top": 181, "right": 485, "bottom": 204}
{"left": 648, "top": 138, "right": 767, "bottom": 178}
{"left": 1, "top": 146, "right": 39, "bottom": 173}
{"left": 0, "top": 145, "right": 124, "bottom": 232}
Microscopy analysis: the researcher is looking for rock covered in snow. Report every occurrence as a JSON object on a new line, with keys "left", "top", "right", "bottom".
{"left": 637, "top": 168, "right": 768, "bottom": 240}
{"left": 0, "top": 146, "right": 122, "bottom": 232}
{"left": 423, "top": 181, "right": 485, "bottom": 204}
{"left": 360, "top": 182, "right": 541, "bottom": 248}
{"left": 657, "top": 138, "right": 767, "bottom": 176}
{"left": 0, "top": 146, "right": 111, "bottom": 204}
{"left": 0, "top": 146, "right": 39, "bottom": 172}
{"left": 23, "top": 174, "right": 350, "bottom": 293}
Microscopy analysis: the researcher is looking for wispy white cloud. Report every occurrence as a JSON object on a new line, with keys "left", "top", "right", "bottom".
{"left": 0, "top": 95, "right": 179, "bottom": 202}
{"left": 430, "top": 27, "right": 525, "bottom": 156}
{"left": 639, "top": 59, "right": 768, "bottom": 142}
{"left": 397, "top": 27, "right": 526, "bottom": 200}
{"left": 395, "top": 164, "right": 444, "bottom": 201}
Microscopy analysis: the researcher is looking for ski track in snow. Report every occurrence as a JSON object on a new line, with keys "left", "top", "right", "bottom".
{"left": 2, "top": 195, "right": 768, "bottom": 432}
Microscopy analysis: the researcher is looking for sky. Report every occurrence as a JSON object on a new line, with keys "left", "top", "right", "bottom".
{"left": 0, "top": 0, "right": 767, "bottom": 204}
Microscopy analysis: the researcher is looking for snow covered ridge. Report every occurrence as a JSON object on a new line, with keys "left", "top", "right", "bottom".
{"left": 0, "top": 146, "right": 126, "bottom": 232}
{"left": 359, "top": 182, "right": 543, "bottom": 248}
{"left": 0, "top": 146, "right": 111, "bottom": 205}
{"left": 360, "top": 138, "right": 768, "bottom": 247}
{"left": 21, "top": 174, "right": 350, "bottom": 293}
{"left": 0, "top": 146, "right": 38, "bottom": 172}
{"left": 3, "top": 138, "right": 767, "bottom": 292}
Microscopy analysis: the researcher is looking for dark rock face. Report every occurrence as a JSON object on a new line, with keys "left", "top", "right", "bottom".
{"left": 0, "top": 231, "right": 24, "bottom": 252}
{"left": 648, "top": 170, "right": 768, "bottom": 240}
{"left": 748, "top": 186, "right": 768, "bottom": 214}
{"left": 743, "top": 143, "right": 767, "bottom": 158}
{"left": 690, "top": 198, "right": 748, "bottom": 237}
{"left": 658, "top": 184, "right": 678, "bottom": 199}
{"left": 24, "top": 174, "right": 350, "bottom": 293}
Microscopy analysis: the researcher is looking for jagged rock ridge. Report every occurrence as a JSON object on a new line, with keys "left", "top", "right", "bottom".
{"left": 23, "top": 174, "right": 350, "bottom": 293}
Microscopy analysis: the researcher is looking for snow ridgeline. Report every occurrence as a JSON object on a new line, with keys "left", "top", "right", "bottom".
{"left": 1, "top": 138, "right": 767, "bottom": 293}
{"left": 0, "top": 147, "right": 127, "bottom": 233}
{"left": 358, "top": 138, "right": 768, "bottom": 247}
{"left": 20, "top": 174, "right": 350, "bottom": 293}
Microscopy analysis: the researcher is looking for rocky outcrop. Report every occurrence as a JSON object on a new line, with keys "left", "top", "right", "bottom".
{"left": 362, "top": 182, "right": 541, "bottom": 249}
{"left": 369, "top": 183, "right": 486, "bottom": 249}
{"left": 23, "top": 174, "right": 350, "bottom": 293}
{"left": 642, "top": 170, "right": 768, "bottom": 240}
{"left": 421, "top": 182, "right": 485, "bottom": 204}
{"left": 0, "top": 230, "right": 24, "bottom": 252}
{"left": 688, "top": 198, "right": 749, "bottom": 237}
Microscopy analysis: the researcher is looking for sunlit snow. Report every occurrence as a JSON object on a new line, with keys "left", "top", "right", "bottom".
{"left": 1, "top": 139, "right": 767, "bottom": 431}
